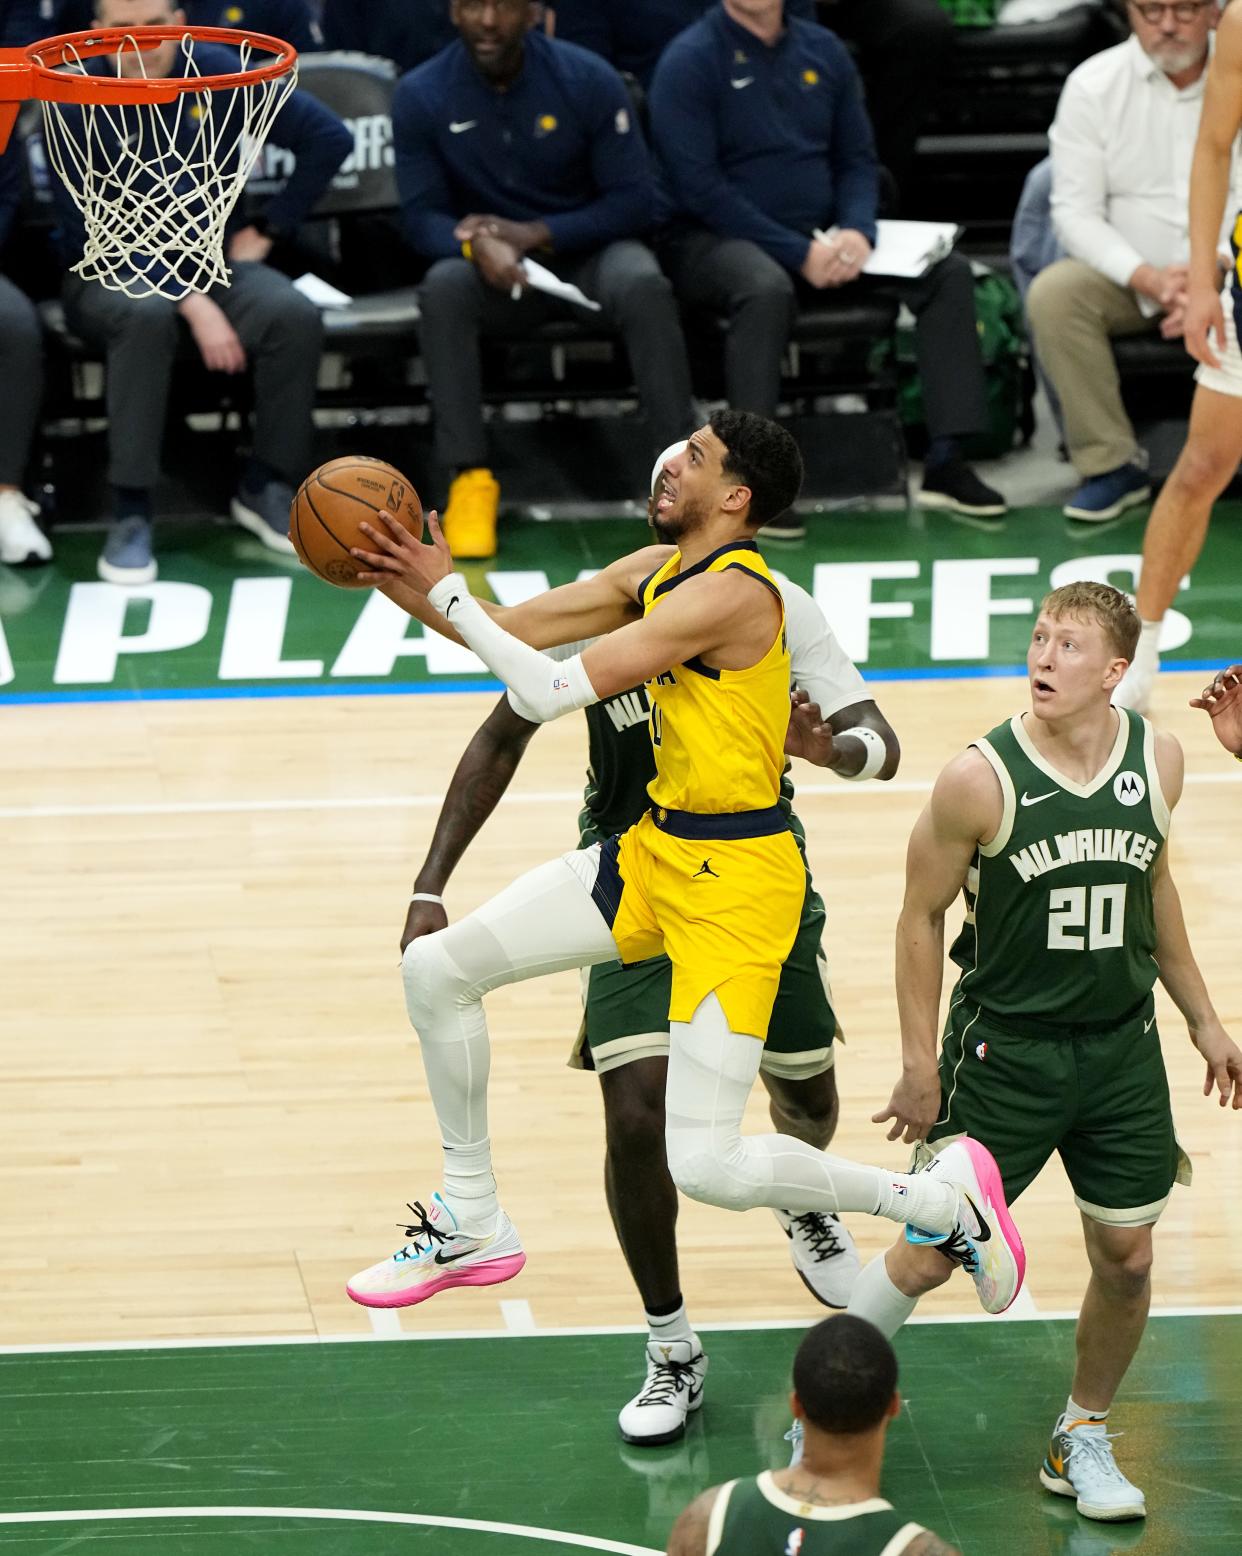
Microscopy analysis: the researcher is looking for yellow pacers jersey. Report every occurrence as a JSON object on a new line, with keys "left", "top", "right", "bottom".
{"left": 640, "top": 541, "right": 790, "bottom": 813}
{"left": 591, "top": 539, "right": 804, "bottom": 1038}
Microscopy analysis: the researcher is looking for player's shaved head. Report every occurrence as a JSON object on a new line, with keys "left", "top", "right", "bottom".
{"left": 792, "top": 1315, "right": 900, "bottom": 1435}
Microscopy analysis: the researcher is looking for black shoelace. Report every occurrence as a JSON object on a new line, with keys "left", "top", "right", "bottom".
{"left": 932, "top": 1225, "right": 979, "bottom": 1274}
{"left": 790, "top": 1211, "right": 846, "bottom": 1263}
{"left": 392, "top": 1201, "right": 449, "bottom": 1263}
{"left": 639, "top": 1358, "right": 700, "bottom": 1409}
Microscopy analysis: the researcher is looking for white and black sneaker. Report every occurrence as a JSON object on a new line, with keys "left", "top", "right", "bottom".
{"left": 774, "top": 1209, "right": 861, "bottom": 1308}
{"left": 618, "top": 1337, "right": 708, "bottom": 1446}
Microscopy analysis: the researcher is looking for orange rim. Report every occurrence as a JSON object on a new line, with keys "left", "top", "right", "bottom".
{"left": 21, "top": 25, "right": 297, "bottom": 105}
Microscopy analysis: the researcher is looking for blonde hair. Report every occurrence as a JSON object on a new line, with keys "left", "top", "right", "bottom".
{"left": 1040, "top": 582, "right": 1140, "bottom": 661}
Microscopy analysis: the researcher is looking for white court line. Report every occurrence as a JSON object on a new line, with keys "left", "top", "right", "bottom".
{"left": 500, "top": 1299, "right": 538, "bottom": 1333}
{"left": 365, "top": 1309, "right": 403, "bottom": 1339}
{"left": 995, "top": 1285, "right": 1040, "bottom": 1321}
{"left": 1, "top": 1305, "right": 1238, "bottom": 1357}
{"left": 0, "top": 1506, "right": 660, "bottom": 1552}
{"left": 0, "top": 769, "right": 1237, "bottom": 822}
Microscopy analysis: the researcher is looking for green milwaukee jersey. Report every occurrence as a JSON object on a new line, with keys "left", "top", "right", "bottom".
{"left": 707, "top": 1473, "right": 929, "bottom": 1555}
{"left": 947, "top": 708, "right": 1169, "bottom": 1035}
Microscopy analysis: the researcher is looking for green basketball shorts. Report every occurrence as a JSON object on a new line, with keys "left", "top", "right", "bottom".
{"left": 921, "top": 994, "right": 1191, "bottom": 1226}
{"left": 571, "top": 832, "right": 837, "bottom": 1079}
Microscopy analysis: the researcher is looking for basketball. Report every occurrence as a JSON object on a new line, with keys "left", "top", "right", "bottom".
{"left": 290, "top": 456, "right": 423, "bottom": 589}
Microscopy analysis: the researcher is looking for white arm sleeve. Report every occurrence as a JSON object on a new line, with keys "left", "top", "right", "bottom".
{"left": 429, "top": 574, "right": 600, "bottom": 723}
{"left": 506, "top": 637, "right": 599, "bottom": 723}
{"left": 774, "top": 574, "right": 868, "bottom": 717}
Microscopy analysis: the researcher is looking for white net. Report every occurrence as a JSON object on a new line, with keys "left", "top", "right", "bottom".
{"left": 38, "top": 32, "right": 297, "bottom": 301}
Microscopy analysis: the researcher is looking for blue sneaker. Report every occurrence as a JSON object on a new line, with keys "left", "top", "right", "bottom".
{"left": 97, "top": 515, "right": 157, "bottom": 585}
{"left": 231, "top": 481, "right": 297, "bottom": 555}
{"left": 1063, "top": 463, "right": 1150, "bottom": 523}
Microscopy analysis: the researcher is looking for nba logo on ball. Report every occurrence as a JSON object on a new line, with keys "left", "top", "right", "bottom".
{"left": 785, "top": 1531, "right": 805, "bottom": 1555}
{"left": 1114, "top": 771, "right": 1146, "bottom": 806}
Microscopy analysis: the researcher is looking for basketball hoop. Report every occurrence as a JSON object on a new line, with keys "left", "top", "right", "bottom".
{"left": 0, "top": 26, "right": 298, "bottom": 300}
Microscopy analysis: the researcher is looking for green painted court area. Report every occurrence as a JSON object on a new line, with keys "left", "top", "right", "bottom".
{"left": 1, "top": 1317, "right": 1239, "bottom": 1554}
{"left": 1, "top": 502, "right": 1239, "bottom": 700}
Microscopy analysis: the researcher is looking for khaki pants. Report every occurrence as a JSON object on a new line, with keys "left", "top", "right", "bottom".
{"left": 1026, "top": 257, "right": 1158, "bottom": 477}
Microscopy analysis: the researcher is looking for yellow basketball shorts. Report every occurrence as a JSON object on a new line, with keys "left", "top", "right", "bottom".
{"left": 590, "top": 807, "right": 804, "bottom": 1040}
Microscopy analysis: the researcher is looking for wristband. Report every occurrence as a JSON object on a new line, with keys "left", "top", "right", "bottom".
{"left": 835, "top": 725, "right": 887, "bottom": 782}
{"left": 461, "top": 238, "right": 473, "bottom": 260}
{"left": 410, "top": 893, "right": 444, "bottom": 904}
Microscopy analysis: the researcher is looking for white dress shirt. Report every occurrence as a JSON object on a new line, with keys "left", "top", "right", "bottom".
{"left": 1049, "top": 34, "right": 1239, "bottom": 293}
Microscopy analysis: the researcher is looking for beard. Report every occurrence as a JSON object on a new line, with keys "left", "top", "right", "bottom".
{"left": 655, "top": 491, "right": 711, "bottom": 544}
{"left": 1143, "top": 38, "right": 1208, "bottom": 76}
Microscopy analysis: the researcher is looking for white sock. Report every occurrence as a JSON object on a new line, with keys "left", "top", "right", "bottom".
{"left": 440, "top": 1141, "right": 499, "bottom": 1236}
{"left": 847, "top": 1251, "right": 920, "bottom": 1339}
{"left": 664, "top": 994, "right": 959, "bottom": 1234}
{"left": 1133, "top": 617, "right": 1161, "bottom": 672}
{"left": 1066, "top": 1394, "right": 1109, "bottom": 1428}
{"left": 646, "top": 1302, "right": 696, "bottom": 1347}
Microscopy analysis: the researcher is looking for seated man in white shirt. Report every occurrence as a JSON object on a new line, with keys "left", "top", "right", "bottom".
{"left": 1026, "top": 0, "right": 1230, "bottom": 523}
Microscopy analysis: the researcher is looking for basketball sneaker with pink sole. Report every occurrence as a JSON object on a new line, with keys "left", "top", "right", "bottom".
{"left": 346, "top": 1192, "right": 526, "bottom": 1308}
{"left": 905, "top": 1137, "right": 1026, "bottom": 1314}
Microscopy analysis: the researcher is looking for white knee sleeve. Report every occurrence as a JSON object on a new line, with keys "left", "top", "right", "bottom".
{"left": 665, "top": 994, "right": 944, "bottom": 1227}
{"left": 665, "top": 992, "right": 767, "bottom": 1211}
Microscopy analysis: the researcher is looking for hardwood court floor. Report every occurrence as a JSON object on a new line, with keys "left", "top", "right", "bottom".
{"left": 1, "top": 672, "right": 1239, "bottom": 1347}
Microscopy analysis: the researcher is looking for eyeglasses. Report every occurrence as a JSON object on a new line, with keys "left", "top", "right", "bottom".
{"left": 1128, "top": 1, "right": 1215, "bottom": 22}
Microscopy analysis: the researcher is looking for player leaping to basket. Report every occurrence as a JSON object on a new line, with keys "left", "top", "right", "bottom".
{"left": 343, "top": 409, "right": 1027, "bottom": 1316}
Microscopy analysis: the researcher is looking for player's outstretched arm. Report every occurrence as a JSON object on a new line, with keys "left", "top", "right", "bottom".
{"left": 352, "top": 510, "right": 670, "bottom": 647}
{"left": 665, "top": 1487, "right": 719, "bottom": 1556}
{"left": 1189, "top": 663, "right": 1242, "bottom": 756}
{"left": 876, "top": 752, "right": 1000, "bottom": 1144}
{"left": 401, "top": 695, "right": 539, "bottom": 952}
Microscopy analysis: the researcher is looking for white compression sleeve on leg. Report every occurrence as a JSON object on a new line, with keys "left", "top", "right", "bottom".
{"left": 402, "top": 850, "right": 621, "bottom": 1233}
{"left": 428, "top": 573, "right": 599, "bottom": 723}
{"left": 664, "top": 993, "right": 957, "bottom": 1232}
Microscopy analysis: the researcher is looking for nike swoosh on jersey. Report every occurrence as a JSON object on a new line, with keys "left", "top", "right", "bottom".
{"left": 731, "top": 76, "right": 754, "bottom": 89}
{"left": 1020, "top": 790, "right": 1058, "bottom": 806}
{"left": 449, "top": 120, "right": 478, "bottom": 134}
{"left": 1143, "top": 1014, "right": 1157, "bottom": 1033}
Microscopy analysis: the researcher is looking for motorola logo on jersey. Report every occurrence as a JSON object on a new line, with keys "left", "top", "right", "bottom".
{"left": 1114, "top": 771, "right": 1146, "bottom": 806}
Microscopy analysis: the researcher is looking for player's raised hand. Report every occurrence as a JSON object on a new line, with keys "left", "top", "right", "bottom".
{"left": 784, "top": 688, "right": 837, "bottom": 765}
{"left": 1189, "top": 663, "right": 1242, "bottom": 755}
{"left": 353, "top": 509, "right": 453, "bottom": 591}
{"left": 873, "top": 1061, "right": 942, "bottom": 1144}
{"left": 401, "top": 896, "right": 448, "bottom": 955}
{"left": 1193, "top": 1024, "right": 1242, "bottom": 1109}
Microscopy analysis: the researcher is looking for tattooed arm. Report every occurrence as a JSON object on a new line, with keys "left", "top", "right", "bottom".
{"left": 400, "top": 694, "right": 539, "bottom": 950}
